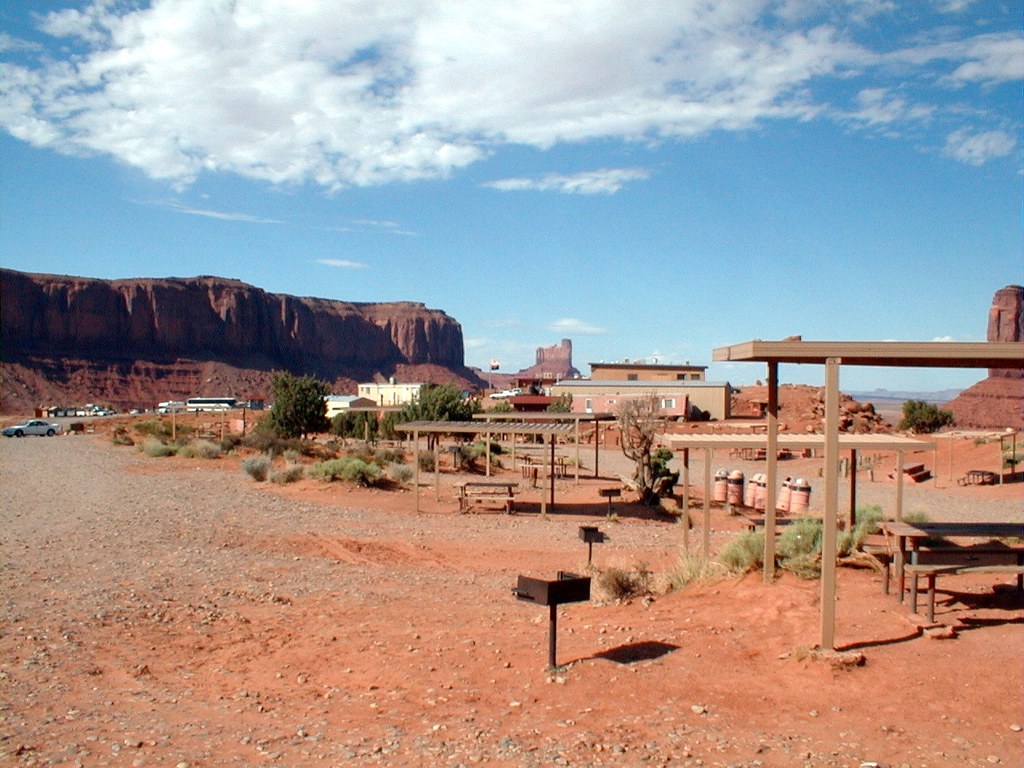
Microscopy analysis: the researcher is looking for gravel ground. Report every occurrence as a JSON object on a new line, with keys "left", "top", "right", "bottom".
{"left": 2, "top": 435, "right": 1022, "bottom": 768}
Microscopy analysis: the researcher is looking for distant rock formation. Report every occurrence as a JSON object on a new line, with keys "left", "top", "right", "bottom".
{"left": 0, "top": 269, "right": 483, "bottom": 413}
{"left": 516, "top": 339, "right": 580, "bottom": 380}
{"left": 945, "top": 285, "right": 1024, "bottom": 430}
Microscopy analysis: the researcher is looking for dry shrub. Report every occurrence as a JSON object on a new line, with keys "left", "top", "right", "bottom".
{"left": 597, "top": 564, "right": 652, "bottom": 601}
{"left": 270, "top": 466, "right": 304, "bottom": 484}
{"left": 242, "top": 455, "right": 271, "bottom": 482}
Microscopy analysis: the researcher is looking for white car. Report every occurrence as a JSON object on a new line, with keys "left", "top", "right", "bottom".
{"left": 2, "top": 419, "right": 62, "bottom": 437}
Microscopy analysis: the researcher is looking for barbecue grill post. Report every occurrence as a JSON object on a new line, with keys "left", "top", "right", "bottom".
{"left": 548, "top": 603, "right": 558, "bottom": 670}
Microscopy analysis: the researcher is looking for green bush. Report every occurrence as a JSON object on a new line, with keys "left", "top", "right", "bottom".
{"left": 309, "top": 457, "right": 383, "bottom": 486}
{"left": 385, "top": 462, "right": 414, "bottom": 484}
{"left": 374, "top": 447, "right": 404, "bottom": 465}
{"left": 270, "top": 466, "right": 304, "bottom": 484}
{"left": 283, "top": 449, "right": 300, "bottom": 463}
{"left": 242, "top": 455, "right": 272, "bottom": 481}
{"left": 898, "top": 400, "right": 953, "bottom": 433}
{"left": 718, "top": 532, "right": 765, "bottom": 573}
{"left": 176, "top": 439, "right": 222, "bottom": 459}
{"left": 417, "top": 451, "right": 436, "bottom": 472}
{"left": 139, "top": 436, "right": 176, "bottom": 457}
{"left": 776, "top": 519, "right": 823, "bottom": 561}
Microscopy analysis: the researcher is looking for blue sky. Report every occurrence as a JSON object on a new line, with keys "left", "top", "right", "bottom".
{"left": 1, "top": 1, "right": 1021, "bottom": 393}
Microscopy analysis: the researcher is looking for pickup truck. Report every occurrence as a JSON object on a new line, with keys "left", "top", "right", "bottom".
{"left": 2, "top": 419, "right": 63, "bottom": 437}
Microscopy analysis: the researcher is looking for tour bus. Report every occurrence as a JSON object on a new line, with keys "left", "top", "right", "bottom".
{"left": 185, "top": 397, "right": 237, "bottom": 412}
{"left": 156, "top": 401, "right": 186, "bottom": 413}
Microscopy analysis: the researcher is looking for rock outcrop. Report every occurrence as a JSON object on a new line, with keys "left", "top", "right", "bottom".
{"left": 517, "top": 339, "right": 581, "bottom": 380}
{"left": 1, "top": 269, "right": 482, "bottom": 413}
{"left": 945, "top": 285, "right": 1024, "bottom": 430}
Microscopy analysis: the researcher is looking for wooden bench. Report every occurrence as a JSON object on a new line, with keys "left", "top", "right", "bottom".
{"left": 905, "top": 563, "right": 1024, "bottom": 622}
{"left": 457, "top": 482, "right": 516, "bottom": 514}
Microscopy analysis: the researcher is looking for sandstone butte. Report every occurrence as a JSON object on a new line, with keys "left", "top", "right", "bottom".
{"left": 0, "top": 268, "right": 483, "bottom": 414}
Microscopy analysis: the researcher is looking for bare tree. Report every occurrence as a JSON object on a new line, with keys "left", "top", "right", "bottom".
{"left": 617, "top": 395, "right": 669, "bottom": 505}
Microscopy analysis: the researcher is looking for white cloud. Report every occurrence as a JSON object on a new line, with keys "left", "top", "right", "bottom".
{"left": 316, "top": 258, "right": 368, "bottom": 269}
{"left": 0, "top": 33, "right": 43, "bottom": 53}
{"left": 849, "top": 88, "right": 934, "bottom": 127}
{"left": 548, "top": 318, "right": 608, "bottom": 335}
{"left": 943, "top": 128, "right": 1016, "bottom": 165}
{"left": 0, "top": 1, "right": 1018, "bottom": 188}
{"left": 485, "top": 168, "right": 650, "bottom": 195}
{"left": 151, "top": 200, "right": 282, "bottom": 224}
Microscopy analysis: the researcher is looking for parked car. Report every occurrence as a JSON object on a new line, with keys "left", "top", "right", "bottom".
{"left": 2, "top": 419, "right": 63, "bottom": 437}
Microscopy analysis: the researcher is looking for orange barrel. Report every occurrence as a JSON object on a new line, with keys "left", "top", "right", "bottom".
{"left": 790, "top": 479, "right": 811, "bottom": 514}
{"left": 753, "top": 474, "right": 767, "bottom": 511}
{"left": 713, "top": 469, "right": 728, "bottom": 502}
{"left": 727, "top": 470, "right": 744, "bottom": 506}
{"left": 744, "top": 472, "right": 760, "bottom": 508}
{"left": 775, "top": 477, "right": 792, "bottom": 513}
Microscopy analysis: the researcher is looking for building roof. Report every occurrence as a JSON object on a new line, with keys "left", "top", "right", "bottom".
{"left": 589, "top": 361, "right": 707, "bottom": 370}
{"left": 552, "top": 379, "right": 730, "bottom": 389}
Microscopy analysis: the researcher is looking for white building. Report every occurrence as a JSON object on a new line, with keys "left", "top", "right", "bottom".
{"left": 356, "top": 381, "right": 425, "bottom": 407}
{"left": 324, "top": 395, "right": 378, "bottom": 419}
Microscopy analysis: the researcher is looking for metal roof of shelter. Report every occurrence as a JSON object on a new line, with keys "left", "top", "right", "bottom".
{"left": 397, "top": 419, "right": 576, "bottom": 436}
{"left": 661, "top": 433, "right": 935, "bottom": 451}
{"left": 713, "top": 339, "right": 1023, "bottom": 369}
{"left": 473, "top": 412, "right": 616, "bottom": 422}
{"left": 709, "top": 337, "right": 1022, "bottom": 651}
{"left": 396, "top": 420, "right": 579, "bottom": 513}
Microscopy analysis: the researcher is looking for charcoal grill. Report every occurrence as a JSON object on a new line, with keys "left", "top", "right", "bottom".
{"left": 578, "top": 525, "right": 607, "bottom": 566}
{"left": 514, "top": 571, "right": 591, "bottom": 670}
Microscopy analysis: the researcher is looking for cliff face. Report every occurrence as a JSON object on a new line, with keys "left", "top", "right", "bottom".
{"left": 1, "top": 269, "right": 479, "bottom": 412}
{"left": 945, "top": 285, "right": 1024, "bottom": 430}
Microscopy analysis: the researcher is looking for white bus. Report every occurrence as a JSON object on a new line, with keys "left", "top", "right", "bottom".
{"left": 156, "top": 401, "right": 186, "bottom": 413}
{"left": 185, "top": 397, "right": 237, "bottom": 412}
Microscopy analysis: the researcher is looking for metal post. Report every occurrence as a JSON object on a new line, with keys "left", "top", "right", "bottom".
{"left": 548, "top": 604, "right": 558, "bottom": 670}
{"left": 764, "top": 361, "right": 778, "bottom": 581}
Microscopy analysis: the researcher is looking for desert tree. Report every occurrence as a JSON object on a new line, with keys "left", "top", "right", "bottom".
{"left": 267, "top": 372, "right": 330, "bottom": 439}
{"left": 617, "top": 395, "right": 670, "bottom": 505}
{"left": 397, "top": 383, "right": 479, "bottom": 450}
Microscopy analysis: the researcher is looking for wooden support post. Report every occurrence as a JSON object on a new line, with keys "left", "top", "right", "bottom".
{"left": 848, "top": 449, "right": 858, "bottom": 531}
{"left": 703, "top": 447, "right": 712, "bottom": 559}
{"left": 434, "top": 438, "right": 440, "bottom": 501}
{"left": 549, "top": 435, "right": 556, "bottom": 512}
{"left": 413, "top": 429, "right": 421, "bottom": 514}
{"left": 820, "top": 357, "right": 841, "bottom": 651}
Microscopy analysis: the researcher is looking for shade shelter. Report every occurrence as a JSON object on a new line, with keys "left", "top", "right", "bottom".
{"left": 396, "top": 420, "right": 577, "bottom": 513}
{"left": 711, "top": 339, "right": 1024, "bottom": 650}
{"left": 473, "top": 411, "right": 616, "bottom": 482}
{"left": 661, "top": 433, "right": 936, "bottom": 559}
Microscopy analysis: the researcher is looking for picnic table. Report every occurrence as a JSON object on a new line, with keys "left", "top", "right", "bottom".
{"left": 455, "top": 480, "right": 518, "bottom": 514}
{"left": 958, "top": 469, "right": 997, "bottom": 486}
{"left": 879, "top": 521, "right": 1024, "bottom": 617}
